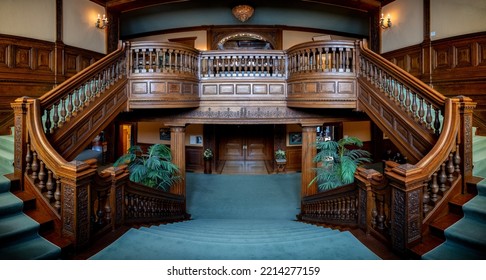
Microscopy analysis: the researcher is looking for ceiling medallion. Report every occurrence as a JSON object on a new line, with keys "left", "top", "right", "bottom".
{"left": 232, "top": 5, "right": 254, "bottom": 22}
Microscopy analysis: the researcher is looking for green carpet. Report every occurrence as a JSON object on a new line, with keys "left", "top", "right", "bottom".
{"left": 90, "top": 173, "right": 380, "bottom": 260}
{"left": 0, "top": 133, "right": 61, "bottom": 260}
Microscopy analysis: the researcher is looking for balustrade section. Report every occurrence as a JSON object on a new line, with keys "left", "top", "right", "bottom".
{"left": 124, "top": 181, "right": 187, "bottom": 224}
{"left": 40, "top": 43, "right": 127, "bottom": 137}
{"left": 357, "top": 40, "right": 447, "bottom": 162}
{"left": 286, "top": 41, "right": 358, "bottom": 108}
{"left": 199, "top": 50, "right": 287, "bottom": 100}
{"left": 300, "top": 184, "right": 359, "bottom": 227}
{"left": 128, "top": 42, "right": 200, "bottom": 109}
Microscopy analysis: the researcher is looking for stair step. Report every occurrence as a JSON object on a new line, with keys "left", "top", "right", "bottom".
{"left": 448, "top": 193, "right": 475, "bottom": 216}
{"left": 13, "top": 191, "right": 37, "bottom": 211}
{"left": 0, "top": 192, "right": 24, "bottom": 216}
{"left": 429, "top": 214, "right": 462, "bottom": 239}
{"left": 409, "top": 234, "right": 444, "bottom": 259}
{"left": 0, "top": 213, "right": 39, "bottom": 245}
{"left": 90, "top": 227, "right": 379, "bottom": 260}
{"left": 138, "top": 226, "right": 340, "bottom": 244}
{"left": 444, "top": 217, "right": 486, "bottom": 252}
{"left": 24, "top": 209, "right": 56, "bottom": 234}
{"left": 423, "top": 240, "right": 486, "bottom": 260}
{"left": 462, "top": 195, "right": 486, "bottom": 223}
{"left": 0, "top": 234, "right": 61, "bottom": 260}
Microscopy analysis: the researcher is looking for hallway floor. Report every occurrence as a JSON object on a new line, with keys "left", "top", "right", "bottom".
{"left": 220, "top": 160, "right": 269, "bottom": 174}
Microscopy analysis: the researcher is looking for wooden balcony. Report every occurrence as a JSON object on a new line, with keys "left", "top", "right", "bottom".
{"left": 127, "top": 40, "right": 360, "bottom": 109}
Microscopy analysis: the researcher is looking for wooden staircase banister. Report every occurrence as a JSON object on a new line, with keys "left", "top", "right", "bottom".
{"left": 38, "top": 41, "right": 127, "bottom": 109}
{"left": 358, "top": 40, "right": 446, "bottom": 108}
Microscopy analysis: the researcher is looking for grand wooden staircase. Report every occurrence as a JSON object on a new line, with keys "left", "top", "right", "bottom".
{"left": 0, "top": 39, "right": 482, "bottom": 259}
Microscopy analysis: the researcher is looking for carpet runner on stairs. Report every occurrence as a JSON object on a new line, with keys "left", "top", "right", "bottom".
{"left": 423, "top": 179, "right": 486, "bottom": 259}
{"left": 423, "top": 130, "right": 486, "bottom": 260}
{"left": 90, "top": 173, "right": 380, "bottom": 260}
{"left": 0, "top": 133, "right": 61, "bottom": 260}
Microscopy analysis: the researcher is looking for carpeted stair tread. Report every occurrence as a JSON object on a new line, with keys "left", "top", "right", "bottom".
{"left": 90, "top": 226, "right": 380, "bottom": 260}
{"left": 462, "top": 195, "right": 486, "bottom": 223}
{"left": 0, "top": 234, "right": 61, "bottom": 260}
{"left": 140, "top": 226, "right": 339, "bottom": 243}
{"left": 0, "top": 192, "right": 24, "bottom": 216}
{"left": 155, "top": 224, "right": 329, "bottom": 235}
{"left": 153, "top": 222, "right": 329, "bottom": 233}
{"left": 443, "top": 217, "right": 486, "bottom": 251}
{"left": 0, "top": 213, "right": 40, "bottom": 244}
{"left": 422, "top": 240, "right": 486, "bottom": 260}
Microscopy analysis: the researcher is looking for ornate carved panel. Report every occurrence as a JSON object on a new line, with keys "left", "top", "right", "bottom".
{"left": 208, "top": 27, "right": 282, "bottom": 50}
{"left": 455, "top": 44, "right": 473, "bottom": 68}
{"left": 408, "top": 189, "right": 421, "bottom": 243}
{"left": 14, "top": 46, "right": 32, "bottom": 69}
{"left": 392, "top": 188, "right": 406, "bottom": 252}
{"left": 433, "top": 46, "right": 452, "bottom": 71}
{"left": 36, "top": 48, "right": 53, "bottom": 72}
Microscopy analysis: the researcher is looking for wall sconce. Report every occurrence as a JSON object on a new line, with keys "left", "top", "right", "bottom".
{"left": 380, "top": 13, "right": 392, "bottom": 29}
{"left": 232, "top": 5, "right": 254, "bottom": 22}
{"left": 96, "top": 14, "right": 108, "bottom": 29}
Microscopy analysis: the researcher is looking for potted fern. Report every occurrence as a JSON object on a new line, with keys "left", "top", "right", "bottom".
{"left": 275, "top": 148, "right": 287, "bottom": 173}
{"left": 113, "top": 144, "right": 180, "bottom": 191}
{"left": 310, "top": 136, "right": 371, "bottom": 191}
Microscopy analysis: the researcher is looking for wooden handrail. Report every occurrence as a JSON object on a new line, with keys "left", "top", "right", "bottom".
{"left": 358, "top": 40, "right": 446, "bottom": 108}
{"left": 39, "top": 41, "right": 127, "bottom": 109}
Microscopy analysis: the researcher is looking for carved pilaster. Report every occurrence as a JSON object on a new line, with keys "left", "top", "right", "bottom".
{"left": 11, "top": 97, "right": 30, "bottom": 187}
{"left": 301, "top": 125, "right": 317, "bottom": 197}
{"left": 60, "top": 161, "right": 96, "bottom": 249}
{"left": 456, "top": 96, "right": 476, "bottom": 187}
{"left": 388, "top": 163, "right": 424, "bottom": 254}
{"left": 170, "top": 126, "right": 186, "bottom": 197}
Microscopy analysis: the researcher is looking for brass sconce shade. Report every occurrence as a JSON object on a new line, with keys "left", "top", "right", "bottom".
{"left": 232, "top": 5, "right": 254, "bottom": 22}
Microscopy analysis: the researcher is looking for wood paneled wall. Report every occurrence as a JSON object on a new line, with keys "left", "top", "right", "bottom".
{"left": 381, "top": 32, "right": 486, "bottom": 134}
{"left": 0, "top": 34, "right": 104, "bottom": 111}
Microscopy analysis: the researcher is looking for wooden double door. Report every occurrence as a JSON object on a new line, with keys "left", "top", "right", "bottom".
{"left": 218, "top": 125, "right": 273, "bottom": 161}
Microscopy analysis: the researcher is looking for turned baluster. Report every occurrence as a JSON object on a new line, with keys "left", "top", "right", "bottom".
{"left": 54, "top": 177, "right": 61, "bottom": 212}
{"left": 404, "top": 87, "right": 411, "bottom": 112}
{"left": 447, "top": 153, "right": 455, "bottom": 184}
{"left": 371, "top": 206, "right": 377, "bottom": 228}
{"left": 52, "top": 103, "right": 59, "bottom": 132}
{"left": 25, "top": 143, "right": 32, "bottom": 174}
{"left": 399, "top": 84, "right": 405, "bottom": 107}
{"left": 44, "top": 109, "right": 51, "bottom": 135}
{"left": 434, "top": 109, "right": 441, "bottom": 135}
{"left": 73, "top": 89, "right": 80, "bottom": 113}
{"left": 426, "top": 102, "right": 433, "bottom": 130}
{"left": 418, "top": 97, "right": 425, "bottom": 123}
{"left": 79, "top": 87, "right": 85, "bottom": 109}
{"left": 324, "top": 48, "right": 330, "bottom": 71}
{"left": 134, "top": 50, "right": 139, "bottom": 73}
{"left": 438, "top": 163, "right": 447, "bottom": 193}
{"left": 430, "top": 172, "right": 439, "bottom": 202}
{"left": 45, "top": 170, "right": 54, "bottom": 201}
{"left": 423, "top": 182, "right": 431, "bottom": 216}
{"left": 345, "top": 197, "right": 350, "bottom": 220}
{"left": 38, "top": 161, "right": 46, "bottom": 191}
{"left": 376, "top": 197, "right": 385, "bottom": 230}
{"left": 105, "top": 196, "right": 112, "bottom": 224}
{"left": 59, "top": 98, "right": 66, "bottom": 126}
{"left": 454, "top": 145, "right": 461, "bottom": 174}
{"left": 31, "top": 151, "right": 39, "bottom": 181}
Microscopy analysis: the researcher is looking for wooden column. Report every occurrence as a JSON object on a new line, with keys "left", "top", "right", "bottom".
{"left": 170, "top": 126, "right": 186, "bottom": 197}
{"left": 301, "top": 125, "right": 317, "bottom": 197}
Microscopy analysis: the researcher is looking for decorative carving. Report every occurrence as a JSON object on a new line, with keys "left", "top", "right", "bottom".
{"left": 464, "top": 114, "right": 472, "bottom": 172}
{"left": 62, "top": 184, "right": 75, "bottom": 235}
{"left": 392, "top": 188, "right": 406, "bottom": 252}
{"left": 359, "top": 187, "right": 366, "bottom": 228}
{"left": 77, "top": 185, "right": 89, "bottom": 246}
{"left": 408, "top": 189, "right": 421, "bottom": 243}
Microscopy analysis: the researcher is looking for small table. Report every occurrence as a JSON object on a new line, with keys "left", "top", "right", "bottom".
{"left": 275, "top": 159, "right": 287, "bottom": 173}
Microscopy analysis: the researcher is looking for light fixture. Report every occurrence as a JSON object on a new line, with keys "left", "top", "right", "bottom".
{"left": 96, "top": 14, "right": 108, "bottom": 29}
{"left": 232, "top": 5, "right": 254, "bottom": 22}
{"left": 380, "top": 13, "right": 392, "bottom": 29}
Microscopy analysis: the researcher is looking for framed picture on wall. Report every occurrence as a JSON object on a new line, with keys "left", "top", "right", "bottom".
{"left": 159, "top": 128, "right": 171, "bottom": 141}
{"left": 189, "top": 135, "right": 203, "bottom": 145}
{"left": 288, "top": 132, "right": 302, "bottom": 146}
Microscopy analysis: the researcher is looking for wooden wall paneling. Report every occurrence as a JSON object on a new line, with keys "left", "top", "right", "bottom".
{"left": 186, "top": 146, "right": 203, "bottom": 172}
